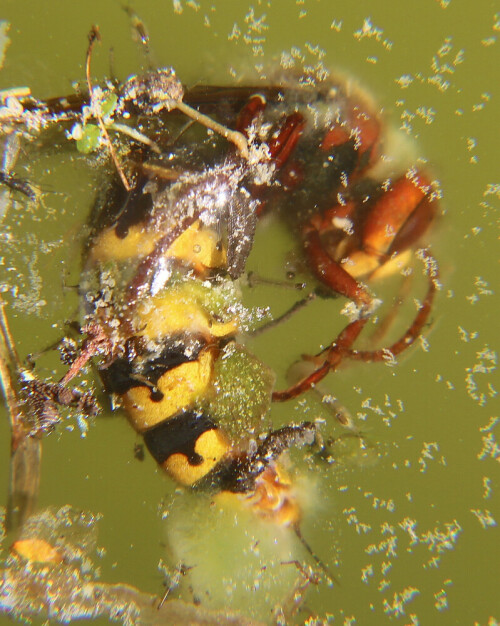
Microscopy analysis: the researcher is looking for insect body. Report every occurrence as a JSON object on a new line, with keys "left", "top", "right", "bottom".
{"left": 78, "top": 97, "right": 316, "bottom": 528}
{"left": 221, "top": 80, "right": 440, "bottom": 400}
{"left": 71, "top": 68, "right": 439, "bottom": 536}
{"left": 1, "top": 63, "right": 439, "bottom": 561}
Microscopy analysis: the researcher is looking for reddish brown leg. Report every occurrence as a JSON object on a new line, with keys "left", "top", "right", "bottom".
{"left": 347, "top": 252, "right": 438, "bottom": 362}
{"left": 303, "top": 226, "right": 372, "bottom": 308}
{"left": 236, "top": 95, "right": 305, "bottom": 169}
{"left": 272, "top": 251, "right": 438, "bottom": 401}
{"left": 234, "top": 94, "right": 306, "bottom": 220}
{"left": 273, "top": 206, "right": 374, "bottom": 401}
{"left": 366, "top": 274, "right": 412, "bottom": 345}
{"left": 266, "top": 112, "right": 305, "bottom": 169}
{"left": 272, "top": 317, "right": 368, "bottom": 401}
{"left": 235, "top": 94, "right": 266, "bottom": 133}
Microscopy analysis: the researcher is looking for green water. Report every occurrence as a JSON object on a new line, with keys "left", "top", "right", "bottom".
{"left": 0, "top": 0, "right": 499, "bottom": 623}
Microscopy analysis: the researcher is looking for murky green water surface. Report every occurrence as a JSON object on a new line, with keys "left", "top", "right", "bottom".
{"left": 0, "top": 0, "right": 499, "bottom": 624}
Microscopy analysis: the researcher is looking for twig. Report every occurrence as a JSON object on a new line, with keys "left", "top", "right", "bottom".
{"left": 86, "top": 26, "right": 131, "bottom": 191}
{"left": 0, "top": 296, "right": 42, "bottom": 532}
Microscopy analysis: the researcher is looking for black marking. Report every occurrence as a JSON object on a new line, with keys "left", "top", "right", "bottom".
{"left": 143, "top": 410, "right": 218, "bottom": 466}
{"left": 196, "top": 422, "right": 316, "bottom": 494}
{"left": 87, "top": 172, "right": 154, "bottom": 242}
{"left": 115, "top": 177, "right": 155, "bottom": 238}
{"left": 99, "top": 335, "right": 206, "bottom": 399}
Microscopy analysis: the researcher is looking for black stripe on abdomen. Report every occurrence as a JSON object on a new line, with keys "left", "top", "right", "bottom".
{"left": 143, "top": 410, "right": 217, "bottom": 466}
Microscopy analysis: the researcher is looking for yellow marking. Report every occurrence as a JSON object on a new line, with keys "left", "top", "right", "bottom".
{"left": 123, "top": 350, "right": 215, "bottom": 431}
{"left": 166, "top": 221, "right": 226, "bottom": 271}
{"left": 370, "top": 249, "right": 412, "bottom": 280}
{"left": 88, "top": 223, "right": 161, "bottom": 263}
{"left": 136, "top": 283, "right": 239, "bottom": 341}
{"left": 12, "top": 539, "right": 63, "bottom": 564}
{"left": 341, "top": 250, "right": 380, "bottom": 278}
{"left": 88, "top": 220, "right": 225, "bottom": 276}
{"left": 342, "top": 248, "right": 413, "bottom": 280}
{"left": 164, "top": 428, "right": 230, "bottom": 485}
{"left": 242, "top": 465, "right": 300, "bottom": 527}
{"left": 215, "top": 464, "right": 301, "bottom": 527}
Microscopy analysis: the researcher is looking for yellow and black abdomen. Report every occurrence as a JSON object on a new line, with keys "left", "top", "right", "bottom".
{"left": 96, "top": 330, "right": 230, "bottom": 486}
{"left": 80, "top": 167, "right": 274, "bottom": 490}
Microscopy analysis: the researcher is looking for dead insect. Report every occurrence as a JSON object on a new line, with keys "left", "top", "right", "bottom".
{"left": 0, "top": 26, "right": 440, "bottom": 591}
